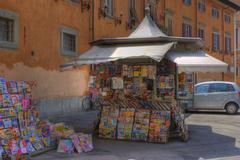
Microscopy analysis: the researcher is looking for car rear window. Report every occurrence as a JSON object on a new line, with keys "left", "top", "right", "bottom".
{"left": 209, "top": 83, "right": 235, "bottom": 93}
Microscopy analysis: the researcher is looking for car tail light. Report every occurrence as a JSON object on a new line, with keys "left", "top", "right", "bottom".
{"left": 238, "top": 92, "right": 240, "bottom": 97}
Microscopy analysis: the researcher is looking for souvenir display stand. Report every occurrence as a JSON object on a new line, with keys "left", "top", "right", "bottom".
{"left": 98, "top": 103, "right": 119, "bottom": 139}
{"left": 132, "top": 109, "right": 150, "bottom": 141}
{"left": 0, "top": 78, "right": 56, "bottom": 159}
{"left": 89, "top": 59, "right": 189, "bottom": 143}
{"left": 177, "top": 72, "right": 195, "bottom": 110}
{"left": 54, "top": 123, "right": 93, "bottom": 154}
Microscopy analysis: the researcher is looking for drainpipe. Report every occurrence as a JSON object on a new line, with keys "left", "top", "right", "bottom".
{"left": 234, "top": 11, "right": 240, "bottom": 82}
{"left": 91, "top": 0, "right": 95, "bottom": 41}
{"left": 221, "top": 8, "right": 224, "bottom": 81}
{"left": 195, "top": 0, "right": 198, "bottom": 82}
{"left": 164, "top": 0, "right": 166, "bottom": 25}
{"left": 196, "top": 0, "right": 198, "bottom": 37}
{"left": 221, "top": 6, "right": 229, "bottom": 81}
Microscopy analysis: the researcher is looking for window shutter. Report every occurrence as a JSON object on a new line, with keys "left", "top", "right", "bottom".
{"left": 129, "top": 0, "right": 136, "bottom": 18}
{"left": 170, "top": 19, "right": 173, "bottom": 35}
{"left": 100, "top": 0, "right": 104, "bottom": 9}
{"left": 189, "top": 25, "right": 192, "bottom": 37}
{"left": 203, "top": 29, "right": 205, "bottom": 40}
{"left": 216, "top": 34, "right": 218, "bottom": 51}
{"left": 130, "top": 0, "right": 135, "bottom": 9}
{"left": 199, "top": 29, "right": 204, "bottom": 40}
{"left": 229, "top": 38, "right": 231, "bottom": 53}
{"left": 237, "top": 28, "right": 239, "bottom": 48}
{"left": 167, "top": 18, "right": 173, "bottom": 36}
{"left": 112, "top": 0, "right": 115, "bottom": 15}
{"left": 212, "top": 33, "right": 215, "bottom": 51}
{"left": 70, "top": 0, "right": 80, "bottom": 3}
{"left": 182, "top": 23, "right": 185, "bottom": 37}
{"left": 225, "top": 37, "right": 227, "bottom": 53}
{"left": 199, "top": 28, "right": 204, "bottom": 39}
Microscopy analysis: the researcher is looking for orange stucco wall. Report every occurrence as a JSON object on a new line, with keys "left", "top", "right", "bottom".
{"left": 152, "top": 0, "right": 236, "bottom": 83}
{"left": 93, "top": 0, "right": 144, "bottom": 39}
{"left": 0, "top": 0, "right": 90, "bottom": 69}
{"left": 0, "top": 0, "right": 239, "bottom": 100}
{"left": 0, "top": 0, "right": 91, "bottom": 99}
{"left": 0, "top": 0, "right": 145, "bottom": 99}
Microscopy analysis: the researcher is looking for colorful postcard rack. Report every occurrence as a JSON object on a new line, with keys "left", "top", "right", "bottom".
{"left": 132, "top": 109, "right": 150, "bottom": 141}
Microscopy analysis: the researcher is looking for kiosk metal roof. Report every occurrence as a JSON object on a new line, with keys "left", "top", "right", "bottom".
{"left": 167, "top": 51, "right": 228, "bottom": 73}
{"left": 62, "top": 43, "right": 174, "bottom": 68}
{"left": 61, "top": 9, "right": 227, "bottom": 73}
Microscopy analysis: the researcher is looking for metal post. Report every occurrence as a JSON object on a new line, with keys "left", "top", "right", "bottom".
{"left": 153, "top": 61, "right": 157, "bottom": 100}
{"left": 192, "top": 72, "right": 195, "bottom": 108}
{"left": 176, "top": 66, "right": 179, "bottom": 100}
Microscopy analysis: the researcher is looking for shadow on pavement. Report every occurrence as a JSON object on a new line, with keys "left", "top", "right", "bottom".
{"left": 185, "top": 110, "right": 240, "bottom": 116}
{"left": 33, "top": 124, "right": 240, "bottom": 160}
{"left": 175, "top": 124, "right": 240, "bottom": 160}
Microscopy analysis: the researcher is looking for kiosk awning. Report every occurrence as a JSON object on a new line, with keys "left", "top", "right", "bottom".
{"left": 167, "top": 51, "right": 228, "bottom": 73}
{"left": 61, "top": 43, "right": 174, "bottom": 68}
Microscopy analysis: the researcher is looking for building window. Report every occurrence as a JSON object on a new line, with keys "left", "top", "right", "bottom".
{"left": 63, "top": 33, "right": 76, "bottom": 52}
{"left": 60, "top": 27, "right": 78, "bottom": 56}
{"left": 129, "top": 0, "right": 135, "bottom": 9}
{"left": 102, "top": 0, "right": 114, "bottom": 16}
{"left": 70, "top": 0, "right": 80, "bottom": 3}
{"left": 0, "top": 17, "right": 14, "bottom": 42}
{"left": 183, "top": 0, "right": 191, "bottom": 6}
{"left": 225, "top": 33, "right": 231, "bottom": 54}
{"left": 165, "top": 10, "right": 174, "bottom": 36}
{"left": 128, "top": 0, "right": 137, "bottom": 28}
{"left": 198, "top": 27, "right": 205, "bottom": 40}
{"left": 237, "top": 67, "right": 239, "bottom": 76}
{"left": 198, "top": 0, "right": 205, "bottom": 13}
{"left": 212, "top": 7, "right": 219, "bottom": 19}
{"left": 237, "top": 27, "right": 240, "bottom": 50}
{"left": 166, "top": 17, "right": 173, "bottom": 36}
{"left": 212, "top": 32, "right": 220, "bottom": 51}
{"left": 225, "top": 14, "right": 231, "bottom": 24}
{"left": 165, "top": 16, "right": 173, "bottom": 36}
{"left": 182, "top": 23, "right": 192, "bottom": 37}
{"left": 0, "top": 9, "right": 19, "bottom": 49}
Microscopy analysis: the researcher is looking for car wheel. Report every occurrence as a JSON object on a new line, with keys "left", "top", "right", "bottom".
{"left": 225, "top": 103, "right": 239, "bottom": 114}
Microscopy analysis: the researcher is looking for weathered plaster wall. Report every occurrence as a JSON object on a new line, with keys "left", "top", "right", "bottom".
{"left": 0, "top": 0, "right": 145, "bottom": 100}
{"left": 0, "top": 63, "right": 89, "bottom": 99}
{"left": 0, "top": 0, "right": 91, "bottom": 101}
{"left": 0, "top": 0, "right": 90, "bottom": 69}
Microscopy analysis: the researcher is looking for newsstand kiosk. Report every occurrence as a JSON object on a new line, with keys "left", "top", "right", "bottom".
{"left": 88, "top": 58, "right": 189, "bottom": 143}
{"left": 61, "top": 10, "right": 228, "bottom": 144}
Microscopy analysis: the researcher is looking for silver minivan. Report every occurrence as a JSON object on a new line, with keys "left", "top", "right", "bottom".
{"left": 193, "top": 81, "right": 240, "bottom": 114}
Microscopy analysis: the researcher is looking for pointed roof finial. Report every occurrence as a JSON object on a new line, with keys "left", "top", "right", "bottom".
{"left": 145, "top": 4, "right": 151, "bottom": 16}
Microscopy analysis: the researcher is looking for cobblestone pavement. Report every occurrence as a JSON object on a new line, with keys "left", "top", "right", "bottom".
{"left": 33, "top": 111, "right": 240, "bottom": 160}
